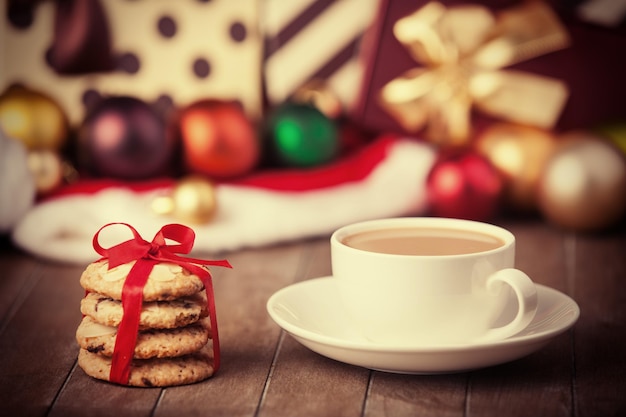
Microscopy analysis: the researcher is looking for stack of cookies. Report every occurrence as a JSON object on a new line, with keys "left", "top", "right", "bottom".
{"left": 76, "top": 259, "right": 216, "bottom": 387}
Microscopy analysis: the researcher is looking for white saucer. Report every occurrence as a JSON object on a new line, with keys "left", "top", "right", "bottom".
{"left": 266, "top": 277, "right": 580, "bottom": 374}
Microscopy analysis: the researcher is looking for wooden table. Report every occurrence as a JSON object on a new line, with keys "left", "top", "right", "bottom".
{"left": 1, "top": 218, "right": 625, "bottom": 417}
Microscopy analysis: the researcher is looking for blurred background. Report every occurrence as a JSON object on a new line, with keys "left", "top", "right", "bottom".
{"left": 1, "top": 0, "right": 625, "bottom": 262}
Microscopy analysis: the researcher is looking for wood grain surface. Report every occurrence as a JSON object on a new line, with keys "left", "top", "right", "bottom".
{"left": 1, "top": 218, "right": 624, "bottom": 417}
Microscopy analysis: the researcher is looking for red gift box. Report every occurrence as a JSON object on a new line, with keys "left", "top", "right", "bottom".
{"left": 351, "top": 0, "right": 626, "bottom": 141}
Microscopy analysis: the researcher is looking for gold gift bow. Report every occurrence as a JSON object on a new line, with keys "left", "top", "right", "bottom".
{"left": 379, "top": 1, "right": 570, "bottom": 146}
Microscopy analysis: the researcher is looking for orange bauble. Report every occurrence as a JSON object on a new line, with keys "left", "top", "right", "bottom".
{"left": 475, "top": 123, "right": 557, "bottom": 212}
{"left": 176, "top": 100, "right": 260, "bottom": 179}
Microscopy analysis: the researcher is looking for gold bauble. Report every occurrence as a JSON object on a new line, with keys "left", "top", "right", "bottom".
{"left": 536, "top": 131, "right": 626, "bottom": 231}
{"left": 27, "top": 150, "right": 64, "bottom": 194}
{"left": 291, "top": 79, "right": 343, "bottom": 119}
{"left": 0, "top": 85, "right": 69, "bottom": 150}
{"left": 475, "top": 123, "right": 556, "bottom": 211}
{"left": 152, "top": 176, "right": 217, "bottom": 224}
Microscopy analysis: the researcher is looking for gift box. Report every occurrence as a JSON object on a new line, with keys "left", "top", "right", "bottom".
{"left": 0, "top": 0, "right": 263, "bottom": 125}
{"left": 351, "top": 0, "right": 626, "bottom": 145}
{"left": 262, "top": 0, "right": 379, "bottom": 112}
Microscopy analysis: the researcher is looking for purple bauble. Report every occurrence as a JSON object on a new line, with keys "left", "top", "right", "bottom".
{"left": 78, "top": 96, "right": 173, "bottom": 179}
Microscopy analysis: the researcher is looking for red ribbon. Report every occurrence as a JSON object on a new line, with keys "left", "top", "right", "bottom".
{"left": 92, "top": 222, "right": 232, "bottom": 385}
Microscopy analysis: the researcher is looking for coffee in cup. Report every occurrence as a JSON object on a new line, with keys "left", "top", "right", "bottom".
{"left": 331, "top": 217, "right": 538, "bottom": 346}
{"left": 342, "top": 227, "right": 505, "bottom": 256}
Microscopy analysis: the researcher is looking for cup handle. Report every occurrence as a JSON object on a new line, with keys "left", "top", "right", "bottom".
{"left": 478, "top": 268, "right": 538, "bottom": 343}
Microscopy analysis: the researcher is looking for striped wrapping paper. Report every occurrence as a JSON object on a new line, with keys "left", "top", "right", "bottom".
{"left": 262, "top": 0, "right": 380, "bottom": 111}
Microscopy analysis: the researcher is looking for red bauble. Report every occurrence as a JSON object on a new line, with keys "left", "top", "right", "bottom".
{"left": 78, "top": 96, "right": 173, "bottom": 179}
{"left": 427, "top": 151, "right": 503, "bottom": 221}
{"left": 176, "top": 100, "right": 259, "bottom": 179}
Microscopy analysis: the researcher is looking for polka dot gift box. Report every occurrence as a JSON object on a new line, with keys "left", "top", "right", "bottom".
{"left": 0, "top": 0, "right": 263, "bottom": 125}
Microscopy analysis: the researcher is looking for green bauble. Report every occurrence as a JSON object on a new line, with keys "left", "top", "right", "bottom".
{"left": 267, "top": 102, "right": 338, "bottom": 167}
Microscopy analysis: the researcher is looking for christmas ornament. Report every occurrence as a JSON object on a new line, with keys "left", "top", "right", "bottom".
{"left": 78, "top": 96, "right": 173, "bottom": 180}
{"left": 27, "top": 149, "right": 64, "bottom": 194}
{"left": 266, "top": 102, "right": 339, "bottom": 167}
{"left": 152, "top": 176, "right": 217, "bottom": 224}
{"left": 291, "top": 79, "right": 343, "bottom": 120}
{"left": 0, "top": 130, "right": 36, "bottom": 233}
{"left": 536, "top": 132, "right": 626, "bottom": 231}
{"left": 175, "top": 100, "right": 260, "bottom": 179}
{"left": 0, "top": 85, "right": 69, "bottom": 150}
{"left": 427, "top": 151, "right": 503, "bottom": 221}
{"left": 475, "top": 123, "right": 556, "bottom": 212}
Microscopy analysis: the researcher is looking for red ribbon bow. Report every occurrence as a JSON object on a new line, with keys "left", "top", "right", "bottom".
{"left": 92, "top": 222, "right": 232, "bottom": 385}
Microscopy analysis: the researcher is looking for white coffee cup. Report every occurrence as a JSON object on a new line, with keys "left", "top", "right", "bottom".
{"left": 330, "top": 217, "right": 538, "bottom": 346}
